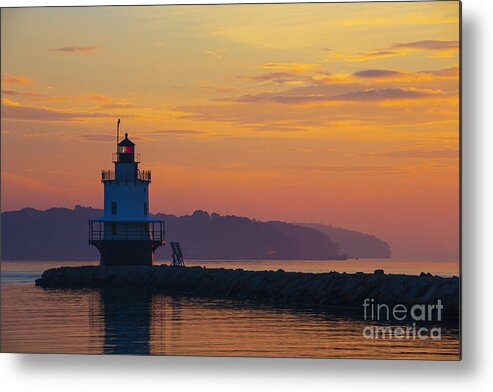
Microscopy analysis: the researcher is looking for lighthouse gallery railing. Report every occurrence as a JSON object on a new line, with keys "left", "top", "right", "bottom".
{"left": 88, "top": 220, "right": 165, "bottom": 242}
{"left": 101, "top": 169, "right": 151, "bottom": 182}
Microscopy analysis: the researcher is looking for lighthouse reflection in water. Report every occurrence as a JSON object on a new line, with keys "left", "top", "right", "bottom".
{"left": 94, "top": 287, "right": 458, "bottom": 358}
{"left": 1, "top": 260, "right": 460, "bottom": 359}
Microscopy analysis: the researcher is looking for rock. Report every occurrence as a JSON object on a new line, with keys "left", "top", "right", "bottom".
{"left": 35, "top": 265, "right": 460, "bottom": 319}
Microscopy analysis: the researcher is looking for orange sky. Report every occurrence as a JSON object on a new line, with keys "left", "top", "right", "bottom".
{"left": 1, "top": 2, "right": 460, "bottom": 260}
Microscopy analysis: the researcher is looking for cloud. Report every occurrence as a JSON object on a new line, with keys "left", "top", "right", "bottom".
{"left": 245, "top": 65, "right": 459, "bottom": 90}
{"left": 75, "top": 133, "right": 151, "bottom": 143}
{"left": 2, "top": 88, "right": 18, "bottom": 95}
{"left": 1, "top": 98, "right": 115, "bottom": 122}
{"left": 204, "top": 49, "right": 226, "bottom": 59}
{"left": 21, "top": 92, "right": 50, "bottom": 100}
{"left": 276, "top": 165, "right": 395, "bottom": 173}
{"left": 391, "top": 40, "right": 458, "bottom": 51}
{"left": 259, "top": 63, "right": 320, "bottom": 72}
{"left": 101, "top": 102, "right": 135, "bottom": 109}
{"left": 328, "top": 40, "right": 459, "bottom": 62}
{"left": 178, "top": 64, "right": 458, "bottom": 130}
{"left": 355, "top": 51, "right": 401, "bottom": 61}
{"left": 18, "top": 92, "right": 113, "bottom": 104}
{"left": 329, "top": 87, "right": 445, "bottom": 102}
{"left": 350, "top": 67, "right": 459, "bottom": 82}
{"left": 334, "top": 13, "right": 459, "bottom": 28}
{"left": 76, "top": 134, "right": 117, "bottom": 143}
{"left": 237, "top": 63, "right": 324, "bottom": 85}
{"left": 418, "top": 66, "right": 459, "bottom": 78}
{"left": 237, "top": 71, "right": 308, "bottom": 84}
{"left": 1, "top": 74, "right": 32, "bottom": 85}
{"left": 49, "top": 45, "right": 100, "bottom": 53}
{"left": 328, "top": 51, "right": 402, "bottom": 62}
{"left": 2, "top": 172, "right": 44, "bottom": 190}
{"left": 91, "top": 94, "right": 113, "bottom": 102}
{"left": 178, "top": 92, "right": 455, "bottom": 131}
{"left": 203, "top": 86, "right": 236, "bottom": 93}
{"left": 389, "top": 40, "right": 459, "bottom": 58}
{"left": 231, "top": 87, "right": 445, "bottom": 104}
{"left": 353, "top": 70, "right": 403, "bottom": 78}
{"left": 362, "top": 149, "right": 458, "bottom": 159}
{"left": 240, "top": 123, "right": 305, "bottom": 133}
{"left": 152, "top": 130, "right": 206, "bottom": 136}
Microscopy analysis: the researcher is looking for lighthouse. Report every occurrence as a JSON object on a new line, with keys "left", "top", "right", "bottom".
{"left": 89, "top": 121, "right": 165, "bottom": 266}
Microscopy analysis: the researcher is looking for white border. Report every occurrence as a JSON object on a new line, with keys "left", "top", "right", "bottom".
{"left": 2, "top": 0, "right": 492, "bottom": 391}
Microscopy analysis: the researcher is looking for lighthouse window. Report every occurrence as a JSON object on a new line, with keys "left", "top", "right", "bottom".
{"left": 118, "top": 146, "right": 134, "bottom": 154}
{"left": 112, "top": 202, "right": 117, "bottom": 215}
{"left": 144, "top": 202, "right": 148, "bottom": 215}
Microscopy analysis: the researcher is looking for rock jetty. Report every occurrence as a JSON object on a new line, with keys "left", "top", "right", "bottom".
{"left": 35, "top": 265, "right": 459, "bottom": 318}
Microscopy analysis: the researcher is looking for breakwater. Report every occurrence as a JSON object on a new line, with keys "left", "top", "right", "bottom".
{"left": 35, "top": 265, "right": 460, "bottom": 318}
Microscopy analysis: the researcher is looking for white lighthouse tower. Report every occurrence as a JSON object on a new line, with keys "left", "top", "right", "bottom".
{"left": 89, "top": 121, "right": 164, "bottom": 266}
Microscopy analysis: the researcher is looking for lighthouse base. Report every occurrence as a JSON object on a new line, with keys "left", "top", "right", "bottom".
{"left": 90, "top": 240, "right": 162, "bottom": 266}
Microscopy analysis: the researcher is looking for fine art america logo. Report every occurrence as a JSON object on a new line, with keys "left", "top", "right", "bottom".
{"left": 362, "top": 298, "right": 444, "bottom": 340}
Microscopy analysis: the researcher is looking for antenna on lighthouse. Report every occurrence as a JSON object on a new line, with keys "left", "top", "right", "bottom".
{"left": 116, "top": 118, "right": 121, "bottom": 151}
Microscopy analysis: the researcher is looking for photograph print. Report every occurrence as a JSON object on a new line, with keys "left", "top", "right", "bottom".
{"left": 1, "top": 1, "right": 461, "bottom": 360}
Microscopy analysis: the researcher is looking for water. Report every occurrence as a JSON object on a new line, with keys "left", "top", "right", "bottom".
{"left": 1, "top": 260, "right": 460, "bottom": 359}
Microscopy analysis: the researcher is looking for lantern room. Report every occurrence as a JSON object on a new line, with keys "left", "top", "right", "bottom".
{"left": 116, "top": 133, "right": 135, "bottom": 163}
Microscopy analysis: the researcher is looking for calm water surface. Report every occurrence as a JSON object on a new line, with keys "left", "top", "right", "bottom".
{"left": 1, "top": 260, "right": 460, "bottom": 359}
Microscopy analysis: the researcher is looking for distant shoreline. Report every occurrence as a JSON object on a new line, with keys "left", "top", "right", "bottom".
{"left": 1, "top": 206, "right": 392, "bottom": 260}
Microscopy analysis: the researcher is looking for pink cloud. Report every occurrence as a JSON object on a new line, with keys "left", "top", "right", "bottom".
{"left": 49, "top": 45, "right": 100, "bottom": 53}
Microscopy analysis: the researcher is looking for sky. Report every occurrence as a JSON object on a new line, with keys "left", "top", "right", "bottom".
{"left": 1, "top": 2, "right": 460, "bottom": 260}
